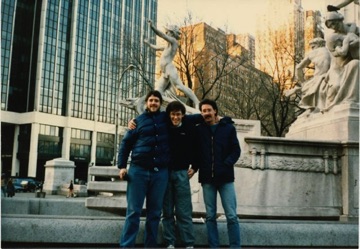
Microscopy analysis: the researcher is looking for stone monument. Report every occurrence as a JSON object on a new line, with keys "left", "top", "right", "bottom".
{"left": 286, "top": 11, "right": 359, "bottom": 141}
{"left": 281, "top": 9, "right": 359, "bottom": 219}
{"left": 43, "top": 158, "right": 75, "bottom": 195}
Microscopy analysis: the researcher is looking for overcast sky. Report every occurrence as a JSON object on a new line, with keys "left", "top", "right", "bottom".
{"left": 157, "top": 0, "right": 327, "bottom": 35}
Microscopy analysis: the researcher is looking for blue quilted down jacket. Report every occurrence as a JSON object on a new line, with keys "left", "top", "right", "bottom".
{"left": 117, "top": 110, "right": 170, "bottom": 169}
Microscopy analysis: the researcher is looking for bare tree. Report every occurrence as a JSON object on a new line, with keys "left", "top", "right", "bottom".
{"left": 219, "top": 65, "right": 268, "bottom": 120}
{"left": 110, "top": 31, "right": 157, "bottom": 126}
{"left": 220, "top": 25, "right": 303, "bottom": 137}
{"left": 173, "top": 14, "right": 248, "bottom": 105}
{"left": 247, "top": 26, "right": 304, "bottom": 136}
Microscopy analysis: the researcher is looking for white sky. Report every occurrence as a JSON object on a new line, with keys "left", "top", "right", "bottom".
{"left": 157, "top": 0, "right": 327, "bottom": 35}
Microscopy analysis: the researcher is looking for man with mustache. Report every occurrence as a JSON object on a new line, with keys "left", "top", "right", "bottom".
{"left": 117, "top": 90, "right": 170, "bottom": 248}
{"left": 194, "top": 99, "right": 241, "bottom": 248}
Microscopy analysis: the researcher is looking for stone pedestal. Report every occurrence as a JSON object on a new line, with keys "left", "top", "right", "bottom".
{"left": 286, "top": 103, "right": 359, "bottom": 141}
{"left": 341, "top": 142, "right": 359, "bottom": 219}
{"left": 43, "top": 158, "right": 75, "bottom": 195}
{"left": 285, "top": 103, "right": 359, "bottom": 219}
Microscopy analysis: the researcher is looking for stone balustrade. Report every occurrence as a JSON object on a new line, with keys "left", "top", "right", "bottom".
{"left": 85, "top": 137, "right": 358, "bottom": 219}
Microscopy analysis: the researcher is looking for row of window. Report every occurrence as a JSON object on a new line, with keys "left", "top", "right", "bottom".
{"left": 38, "top": 125, "right": 114, "bottom": 161}
{"left": 2, "top": 0, "right": 156, "bottom": 123}
{"left": 1, "top": 0, "right": 15, "bottom": 110}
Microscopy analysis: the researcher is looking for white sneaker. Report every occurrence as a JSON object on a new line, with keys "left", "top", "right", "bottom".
{"left": 167, "top": 245, "right": 175, "bottom": 249}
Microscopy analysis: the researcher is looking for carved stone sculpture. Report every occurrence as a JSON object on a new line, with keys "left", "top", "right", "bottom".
{"left": 144, "top": 20, "right": 199, "bottom": 110}
{"left": 323, "top": 11, "right": 359, "bottom": 112}
{"left": 286, "top": 11, "right": 359, "bottom": 141}
{"left": 286, "top": 38, "right": 331, "bottom": 117}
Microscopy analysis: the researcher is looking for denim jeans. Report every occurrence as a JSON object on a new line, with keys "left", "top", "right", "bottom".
{"left": 1, "top": 186, "right": 6, "bottom": 197}
{"left": 120, "top": 165, "right": 169, "bottom": 248}
{"left": 162, "top": 170, "right": 195, "bottom": 247}
{"left": 202, "top": 182, "right": 241, "bottom": 248}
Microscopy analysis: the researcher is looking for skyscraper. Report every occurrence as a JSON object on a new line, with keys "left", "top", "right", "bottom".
{"left": 1, "top": 0, "right": 157, "bottom": 181}
{"left": 255, "top": 0, "right": 305, "bottom": 89}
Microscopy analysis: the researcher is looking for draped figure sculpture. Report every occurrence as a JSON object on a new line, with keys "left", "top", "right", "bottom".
{"left": 323, "top": 11, "right": 360, "bottom": 112}
{"left": 286, "top": 38, "right": 331, "bottom": 117}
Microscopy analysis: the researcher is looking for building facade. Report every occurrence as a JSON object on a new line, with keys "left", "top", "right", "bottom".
{"left": 1, "top": 0, "right": 157, "bottom": 181}
{"left": 304, "top": 10, "right": 323, "bottom": 53}
{"left": 255, "top": 0, "right": 305, "bottom": 89}
{"left": 232, "top": 34, "right": 255, "bottom": 67}
{"left": 172, "top": 22, "right": 271, "bottom": 120}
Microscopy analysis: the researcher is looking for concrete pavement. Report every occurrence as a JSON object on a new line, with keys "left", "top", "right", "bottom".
{"left": 1, "top": 192, "right": 359, "bottom": 248}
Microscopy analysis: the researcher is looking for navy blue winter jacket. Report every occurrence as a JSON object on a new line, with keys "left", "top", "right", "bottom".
{"left": 117, "top": 110, "right": 170, "bottom": 169}
{"left": 168, "top": 114, "right": 203, "bottom": 171}
{"left": 194, "top": 116, "right": 241, "bottom": 184}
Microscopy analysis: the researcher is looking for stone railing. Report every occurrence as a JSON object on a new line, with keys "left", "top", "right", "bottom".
{"left": 85, "top": 117, "right": 358, "bottom": 220}
{"left": 86, "top": 137, "right": 358, "bottom": 219}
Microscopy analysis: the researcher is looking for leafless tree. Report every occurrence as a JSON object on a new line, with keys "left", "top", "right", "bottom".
{"left": 173, "top": 13, "right": 248, "bottom": 106}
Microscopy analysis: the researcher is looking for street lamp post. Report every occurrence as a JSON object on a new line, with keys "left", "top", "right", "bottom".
{"left": 113, "top": 64, "right": 135, "bottom": 166}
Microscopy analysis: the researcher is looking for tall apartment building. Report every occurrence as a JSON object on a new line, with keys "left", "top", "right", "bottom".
{"left": 255, "top": 0, "right": 304, "bottom": 89}
{"left": 301, "top": 10, "right": 324, "bottom": 79}
{"left": 1, "top": 0, "right": 157, "bottom": 181}
{"left": 175, "top": 22, "right": 228, "bottom": 99}
{"left": 174, "top": 22, "right": 270, "bottom": 118}
{"left": 304, "top": 10, "right": 323, "bottom": 53}
{"left": 232, "top": 34, "right": 255, "bottom": 66}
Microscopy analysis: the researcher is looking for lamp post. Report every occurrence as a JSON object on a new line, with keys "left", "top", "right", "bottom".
{"left": 113, "top": 64, "right": 135, "bottom": 166}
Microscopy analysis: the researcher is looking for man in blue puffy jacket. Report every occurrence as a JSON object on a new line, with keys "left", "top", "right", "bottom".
{"left": 117, "top": 90, "right": 170, "bottom": 248}
{"left": 195, "top": 99, "right": 241, "bottom": 248}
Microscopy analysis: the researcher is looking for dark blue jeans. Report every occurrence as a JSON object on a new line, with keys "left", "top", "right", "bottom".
{"left": 162, "top": 170, "right": 194, "bottom": 247}
{"left": 202, "top": 182, "right": 241, "bottom": 248}
{"left": 120, "top": 165, "right": 169, "bottom": 248}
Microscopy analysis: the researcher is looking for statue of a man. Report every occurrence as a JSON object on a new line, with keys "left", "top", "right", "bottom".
{"left": 144, "top": 20, "right": 199, "bottom": 108}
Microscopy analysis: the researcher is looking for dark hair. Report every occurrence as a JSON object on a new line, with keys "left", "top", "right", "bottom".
{"left": 199, "top": 99, "right": 218, "bottom": 114}
{"left": 145, "top": 90, "right": 163, "bottom": 104}
{"left": 166, "top": 101, "right": 186, "bottom": 115}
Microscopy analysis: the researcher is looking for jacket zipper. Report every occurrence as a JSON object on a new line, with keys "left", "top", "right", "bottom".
{"left": 211, "top": 135, "right": 214, "bottom": 178}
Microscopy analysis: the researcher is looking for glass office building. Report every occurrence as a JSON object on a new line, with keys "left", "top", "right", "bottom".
{"left": 1, "top": 0, "right": 157, "bottom": 181}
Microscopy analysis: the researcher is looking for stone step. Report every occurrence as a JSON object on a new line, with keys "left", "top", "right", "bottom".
{"left": 1, "top": 214, "right": 358, "bottom": 247}
{"left": 89, "top": 166, "right": 119, "bottom": 177}
{"left": 87, "top": 181, "right": 127, "bottom": 193}
{"left": 86, "top": 166, "right": 127, "bottom": 208}
{"left": 2, "top": 193, "right": 358, "bottom": 247}
{"left": 85, "top": 196, "right": 128, "bottom": 209}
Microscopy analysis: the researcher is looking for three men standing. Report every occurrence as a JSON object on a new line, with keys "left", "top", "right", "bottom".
{"left": 118, "top": 93, "right": 241, "bottom": 248}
